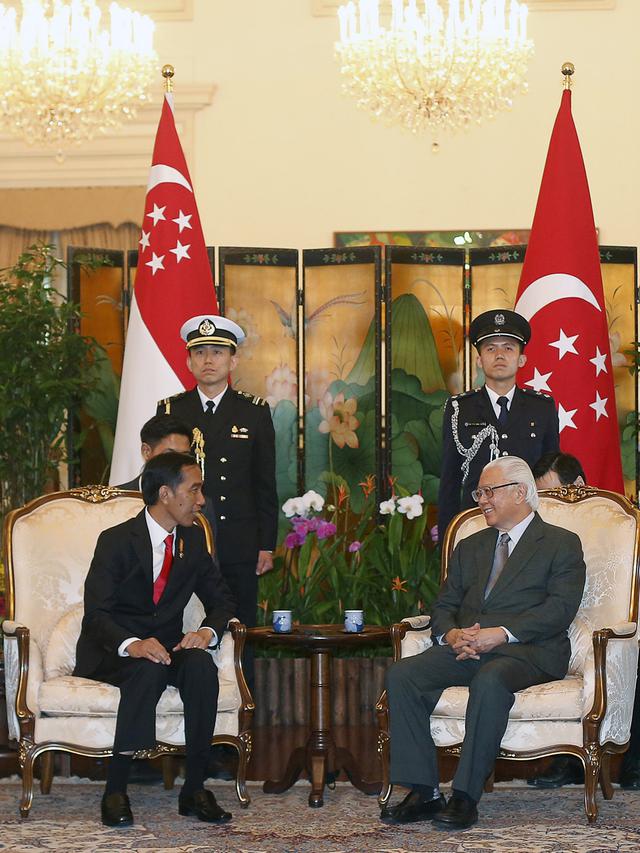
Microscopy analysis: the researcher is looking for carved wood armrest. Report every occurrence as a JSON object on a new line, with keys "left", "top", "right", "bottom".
{"left": 4, "top": 625, "right": 37, "bottom": 745}
{"left": 229, "top": 621, "right": 255, "bottom": 734}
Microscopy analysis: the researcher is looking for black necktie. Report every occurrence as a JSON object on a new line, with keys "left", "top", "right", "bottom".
{"left": 497, "top": 396, "right": 509, "bottom": 427}
{"left": 205, "top": 400, "right": 215, "bottom": 416}
{"left": 485, "top": 532, "right": 510, "bottom": 598}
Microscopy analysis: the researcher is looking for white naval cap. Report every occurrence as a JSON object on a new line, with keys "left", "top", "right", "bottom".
{"left": 180, "top": 314, "right": 246, "bottom": 350}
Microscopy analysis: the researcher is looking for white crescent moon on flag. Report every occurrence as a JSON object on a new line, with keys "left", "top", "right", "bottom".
{"left": 515, "top": 273, "right": 601, "bottom": 320}
{"left": 147, "top": 164, "right": 193, "bottom": 194}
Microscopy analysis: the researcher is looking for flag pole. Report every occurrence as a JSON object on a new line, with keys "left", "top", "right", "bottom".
{"left": 561, "top": 61, "right": 574, "bottom": 90}
{"left": 162, "top": 63, "right": 174, "bottom": 93}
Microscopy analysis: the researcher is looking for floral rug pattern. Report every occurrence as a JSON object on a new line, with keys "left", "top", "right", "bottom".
{"left": 1, "top": 782, "right": 639, "bottom": 853}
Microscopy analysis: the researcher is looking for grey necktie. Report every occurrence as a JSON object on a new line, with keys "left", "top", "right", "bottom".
{"left": 485, "top": 532, "right": 510, "bottom": 598}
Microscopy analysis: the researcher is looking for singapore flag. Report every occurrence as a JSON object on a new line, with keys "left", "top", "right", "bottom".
{"left": 515, "top": 88, "right": 623, "bottom": 493}
{"left": 110, "top": 94, "right": 218, "bottom": 484}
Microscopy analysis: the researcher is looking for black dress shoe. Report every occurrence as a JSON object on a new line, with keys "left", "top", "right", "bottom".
{"left": 620, "top": 755, "right": 640, "bottom": 789}
{"left": 527, "top": 755, "right": 584, "bottom": 788}
{"left": 433, "top": 795, "right": 478, "bottom": 829}
{"left": 178, "top": 789, "right": 232, "bottom": 823}
{"left": 380, "top": 791, "right": 446, "bottom": 824}
{"left": 101, "top": 792, "right": 134, "bottom": 827}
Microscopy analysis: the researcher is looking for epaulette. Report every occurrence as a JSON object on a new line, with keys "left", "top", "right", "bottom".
{"left": 237, "top": 389, "right": 269, "bottom": 406}
{"left": 157, "top": 390, "right": 189, "bottom": 414}
{"left": 451, "top": 389, "right": 480, "bottom": 400}
{"left": 520, "top": 387, "right": 554, "bottom": 400}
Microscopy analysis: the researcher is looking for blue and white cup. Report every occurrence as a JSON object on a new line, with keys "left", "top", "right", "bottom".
{"left": 344, "top": 610, "right": 364, "bottom": 633}
{"left": 272, "top": 610, "right": 292, "bottom": 633}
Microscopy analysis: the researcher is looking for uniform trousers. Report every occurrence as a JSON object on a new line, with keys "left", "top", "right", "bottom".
{"left": 220, "top": 559, "right": 258, "bottom": 691}
{"left": 96, "top": 648, "right": 219, "bottom": 762}
{"left": 386, "top": 644, "right": 552, "bottom": 802}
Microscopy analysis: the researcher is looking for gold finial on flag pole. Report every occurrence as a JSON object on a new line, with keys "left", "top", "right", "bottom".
{"left": 562, "top": 62, "right": 575, "bottom": 90}
{"left": 162, "top": 64, "right": 175, "bottom": 93}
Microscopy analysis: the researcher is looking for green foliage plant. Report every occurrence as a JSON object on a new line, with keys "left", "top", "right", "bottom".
{"left": 257, "top": 476, "right": 441, "bottom": 643}
{"left": 0, "top": 245, "right": 96, "bottom": 518}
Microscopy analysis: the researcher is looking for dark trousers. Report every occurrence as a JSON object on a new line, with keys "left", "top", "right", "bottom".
{"left": 98, "top": 648, "right": 219, "bottom": 765}
{"left": 220, "top": 559, "right": 258, "bottom": 691}
{"left": 386, "top": 644, "right": 552, "bottom": 802}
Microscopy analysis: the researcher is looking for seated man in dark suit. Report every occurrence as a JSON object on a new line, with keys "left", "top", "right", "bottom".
{"left": 382, "top": 455, "right": 586, "bottom": 829}
{"left": 75, "top": 451, "right": 236, "bottom": 828}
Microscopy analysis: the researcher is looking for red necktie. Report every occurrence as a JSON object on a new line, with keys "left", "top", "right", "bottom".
{"left": 153, "top": 534, "right": 174, "bottom": 605}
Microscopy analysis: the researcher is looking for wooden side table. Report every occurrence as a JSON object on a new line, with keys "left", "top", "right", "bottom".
{"left": 246, "top": 624, "right": 389, "bottom": 807}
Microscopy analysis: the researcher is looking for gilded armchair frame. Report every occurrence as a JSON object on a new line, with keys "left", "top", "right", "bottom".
{"left": 376, "top": 485, "right": 640, "bottom": 824}
{"left": 2, "top": 486, "right": 255, "bottom": 818}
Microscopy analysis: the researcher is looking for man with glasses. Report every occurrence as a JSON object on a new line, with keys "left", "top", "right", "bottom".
{"left": 382, "top": 456, "right": 585, "bottom": 829}
{"left": 438, "top": 310, "right": 559, "bottom": 544}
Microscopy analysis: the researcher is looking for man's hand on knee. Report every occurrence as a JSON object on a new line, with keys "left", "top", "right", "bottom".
{"left": 127, "top": 638, "right": 171, "bottom": 665}
{"left": 173, "top": 628, "right": 214, "bottom": 651}
{"left": 445, "top": 624, "right": 481, "bottom": 661}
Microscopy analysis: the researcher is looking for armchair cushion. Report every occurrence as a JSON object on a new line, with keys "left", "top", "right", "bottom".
{"left": 432, "top": 675, "right": 583, "bottom": 721}
{"left": 45, "top": 603, "right": 83, "bottom": 680}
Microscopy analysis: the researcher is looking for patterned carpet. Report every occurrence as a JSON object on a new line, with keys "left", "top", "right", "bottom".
{"left": 1, "top": 780, "right": 640, "bottom": 853}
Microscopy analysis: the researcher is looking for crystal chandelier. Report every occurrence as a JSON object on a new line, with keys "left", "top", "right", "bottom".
{"left": 0, "top": 0, "right": 157, "bottom": 148}
{"left": 335, "top": 0, "right": 534, "bottom": 137}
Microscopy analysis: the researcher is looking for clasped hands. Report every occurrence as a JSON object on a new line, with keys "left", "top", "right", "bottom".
{"left": 128, "top": 628, "right": 214, "bottom": 665}
{"left": 444, "top": 623, "right": 507, "bottom": 661}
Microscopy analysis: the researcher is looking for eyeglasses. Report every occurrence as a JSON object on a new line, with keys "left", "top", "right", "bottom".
{"left": 471, "top": 482, "right": 520, "bottom": 502}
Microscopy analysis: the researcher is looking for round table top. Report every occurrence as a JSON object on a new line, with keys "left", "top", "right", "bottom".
{"left": 245, "top": 623, "right": 390, "bottom": 650}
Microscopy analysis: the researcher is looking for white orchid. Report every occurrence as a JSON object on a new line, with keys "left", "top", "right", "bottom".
{"left": 379, "top": 498, "right": 396, "bottom": 515}
{"left": 282, "top": 496, "right": 306, "bottom": 518}
{"left": 282, "top": 490, "right": 325, "bottom": 518}
{"left": 302, "top": 489, "right": 325, "bottom": 512}
{"left": 397, "top": 494, "right": 424, "bottom": 520}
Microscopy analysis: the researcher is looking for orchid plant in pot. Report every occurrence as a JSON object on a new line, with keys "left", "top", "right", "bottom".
{"left": 258, "top": 477, "right": 441, "bottom": 630}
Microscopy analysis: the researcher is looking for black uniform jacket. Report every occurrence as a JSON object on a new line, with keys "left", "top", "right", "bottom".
{"left": 438, "top": 386, "right": 559, "bottom": 542}
{"left": 157, "top": 386, "right": 278, "bottom": 564}
{"left": 431, "top": 513, "right": 585, "bottom": 680}
{"left": 74, "top": 510, "right": 236, "bottom": 679}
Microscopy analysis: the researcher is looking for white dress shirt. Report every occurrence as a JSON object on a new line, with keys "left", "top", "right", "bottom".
{"left": 485, "top": 384, "right": 516, "bottom": 421}
{"left": 197, "top": 384, "right": 228, "bottom": 413}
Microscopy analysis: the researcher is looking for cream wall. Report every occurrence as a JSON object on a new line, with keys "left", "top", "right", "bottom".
{"left": 168, "top": 0, "right": 636, "bottom": 250}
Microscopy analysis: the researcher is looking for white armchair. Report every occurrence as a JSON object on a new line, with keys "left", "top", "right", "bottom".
{"left": 2, "top": 486, "right": 254, "bottom": 818}
{"left": 376, "top": 486, "right": 640, "bottom": 823}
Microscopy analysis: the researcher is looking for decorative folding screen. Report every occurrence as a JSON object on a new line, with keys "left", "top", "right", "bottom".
{"left": 385, "top": 246, "right": 465, "bottom": 504}
{"left": 218, "top": 247, "right": 300, "bottom": 506}
{"left": 67, "top": 246, "right": 125, "bottom": 486}
{"left": 302, "top": 247, "right": 382, "bottom": 512}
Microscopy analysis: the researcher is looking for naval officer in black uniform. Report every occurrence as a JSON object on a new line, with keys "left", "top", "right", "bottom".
{"left": 157, "top": 315, "right": 278, "bottom": 687}
{"left": 437, "top": 310, "right": 559, "bottom": 544}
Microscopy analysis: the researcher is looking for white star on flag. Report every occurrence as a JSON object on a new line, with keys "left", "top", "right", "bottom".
{"left": 139, "top": 230, "right": 150, "bottom": 251}
{"left": 589, "top": 391, "right": 608, "bottom": 421}
{"left": 558, "top": 403, "right": 578, "bottom": 432}
{"left": 549, "top": 329, "right": 579, "bottom": 360}
{"left": 146, "top": 203, "right": 166, "bottom": 226}
{"left": 589, "top": 346, "right": 608, "bottom": 376}
{"left": 524, "top": 368, "right": 553, "bottom": 393}
{"left": 145, "top": 252, "right": 165, "bottom": 275}
{"left": 172, "top": 210, "right": 193, "bottom": 232}
{"left": 170, "top": 240, "right": 191, "bottom": 263}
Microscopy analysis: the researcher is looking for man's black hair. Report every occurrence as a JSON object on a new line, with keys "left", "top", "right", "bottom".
{"left": 141, "top": 451, "right": 199, "bottom": 506}
{"left": 533, "top": 451, "right": 586, "bottom": 486}
{"left": 140, "top": 414, "right": 192, "bottom": 448}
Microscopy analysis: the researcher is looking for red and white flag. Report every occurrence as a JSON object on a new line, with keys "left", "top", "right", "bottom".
{"left": 515, "top": 88, "right": 623, "bottom": 493}
{"left": 110, "top": 94, "right": 218, "bottom": 484}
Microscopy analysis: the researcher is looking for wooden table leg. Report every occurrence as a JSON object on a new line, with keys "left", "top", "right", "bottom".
{"left": 263, "top": 745, "right": 307, "bottom": 794}
{"left": 334, "top": 746, "right": 381, "bottom": 795}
